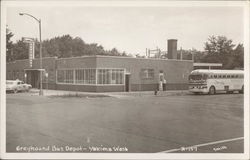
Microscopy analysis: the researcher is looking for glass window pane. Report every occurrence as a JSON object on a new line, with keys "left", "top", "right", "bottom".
{"left": 86, "top": 69, "right": 89, "bottom": 84}
{"left": 76, "top": 69, "right": 84, "bottom": 84}
{"left": 115, "top": 70, "right": 118, "bottom": 84}
{"left": 141, "top": 69, "right": 154, "bottom": 79}
{"left": 57, "top": 70, "right": 74, "bottom": 84}
{"left": 90, "top": 69, "right": 96, "bottom": 84}
{"left": 111, "top": 69, "right": 116, "bottom": 84}
{"left": 98, "top": 69, "right": 102, "bottom": 84}
{"left": 96, "top": 69, "right": 124, "bottom": 85}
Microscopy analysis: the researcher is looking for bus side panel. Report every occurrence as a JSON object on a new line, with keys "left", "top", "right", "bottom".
{"left": 206, "top": 80, "right": 213, "bottom": 92}
{"left": 211, "top": 79, "right": 224, "bottom": 91}
{"left": 232, "top": 79, "right": 244, "bottom": 90}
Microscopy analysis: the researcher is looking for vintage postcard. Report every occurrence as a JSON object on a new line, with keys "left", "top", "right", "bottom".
{"left": 1, "top": 0, "right": 249, "bottom": 159}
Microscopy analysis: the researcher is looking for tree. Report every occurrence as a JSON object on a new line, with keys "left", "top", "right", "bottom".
{"left": 6, "top": 26, "right": 14, "bottom": 62}
{"left": 203, "top": 35, "right": 239, "bottom": 69}
{"left": 193, "top": 50, "right": 206, "bottom": 63}
{"left": 7, "top": 34, "right": 129, "bottom": 61}
{"left": 12, "top": 40, "right": 29, "bottom": 60}
{"left": 232, "top": 43, "right": 244, "bottom": 69}
{"left": 204, "top": 36, "right": 235, "bottom": 55}
{"left": 41, "top": 35, "right": 117, "bottom": 58}
{"left": 110, "top": 48, "right": 119, "bottom": 56}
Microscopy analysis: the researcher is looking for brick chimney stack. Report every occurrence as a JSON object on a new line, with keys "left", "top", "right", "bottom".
{"left": 167, "top": 39, "right": 178, "bottom": 59}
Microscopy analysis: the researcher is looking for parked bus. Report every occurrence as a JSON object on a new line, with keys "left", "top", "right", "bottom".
{"left": 188, "top": 69, "right": 244, "bottom": 94}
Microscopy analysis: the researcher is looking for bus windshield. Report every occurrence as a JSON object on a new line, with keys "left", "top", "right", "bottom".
{"left": 189, "top": 74, "right": 207, "bottom": 80}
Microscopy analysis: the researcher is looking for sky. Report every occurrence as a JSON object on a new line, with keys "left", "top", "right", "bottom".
{"left": 6, "top": 4, "right": 245, "bottom": 55}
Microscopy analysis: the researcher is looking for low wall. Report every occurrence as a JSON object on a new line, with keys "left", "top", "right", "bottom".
{"left": 130, "top": 83, "right": 188, "bottom": 91}
{"left": 55, "top": 84, "right": 97, "bottom": 92}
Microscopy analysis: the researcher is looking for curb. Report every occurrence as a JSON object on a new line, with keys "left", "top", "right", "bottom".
{"left": 28, "top": 89, "right": 189, "bottom": 98}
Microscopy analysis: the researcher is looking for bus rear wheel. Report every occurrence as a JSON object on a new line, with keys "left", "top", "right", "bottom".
{"left": 209, "top": 86, "right": 216, "bottom": 95}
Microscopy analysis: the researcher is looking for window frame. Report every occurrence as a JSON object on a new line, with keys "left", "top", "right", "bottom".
{"left": 141, "top": 69, "right": 154, "bottom": 79}
{"left": 56, "top": 68, "right": 125, "bottom": 86}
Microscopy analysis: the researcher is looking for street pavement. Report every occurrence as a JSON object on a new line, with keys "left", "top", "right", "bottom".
{"left": 6, "top": 91, "right": 244, "bottom": 153}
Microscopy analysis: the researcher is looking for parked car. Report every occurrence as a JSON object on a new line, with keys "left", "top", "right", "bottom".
{"left": 6, "top": 80, "right": 32, "bottom": 93}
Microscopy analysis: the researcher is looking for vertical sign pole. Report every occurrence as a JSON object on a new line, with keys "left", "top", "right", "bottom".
{"left": 32, "top": 41, "right": 35, "bottom": 59}
{"left": 39, "top": 19, "right": 43, "bottom": 95}
{"left": 180, "top": 47, "right": 183, "bottom": 60}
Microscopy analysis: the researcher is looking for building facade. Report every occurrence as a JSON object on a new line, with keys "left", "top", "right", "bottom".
{"left": 6, "top": 56, "right": 193, "bottom": 92}
{"left": 6, "top": 39, "right": 193, "bottom": 92}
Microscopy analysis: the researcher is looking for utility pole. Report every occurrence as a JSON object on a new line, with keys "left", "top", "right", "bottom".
{"left": 19, "top": 13, "right": 43, "bottom": 95}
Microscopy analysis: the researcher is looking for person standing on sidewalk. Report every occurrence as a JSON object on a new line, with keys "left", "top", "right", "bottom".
{"left": 163, "top": 79, "right": 167, "bottom": 91}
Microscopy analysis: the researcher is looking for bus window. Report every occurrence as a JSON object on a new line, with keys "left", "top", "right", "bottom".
{"left": 235, "top": 75, "right": 238, "bottom": 78}
{"left": 214, "top": 75, "right": 217, "bottom": 78}
{"left": 227, "top": 75, "right": 230, "bottom": 78}
{"left": 189, "top": 74, "right": 202, "bottom": 80}
{"left": 223, "top": 75, "right": 226, "bottom": 78}
{"left": 231, "top": 75, "right": 235, "bottom": 78}
{"left": 218, "top": 75, "right": 222, "bottom": 78}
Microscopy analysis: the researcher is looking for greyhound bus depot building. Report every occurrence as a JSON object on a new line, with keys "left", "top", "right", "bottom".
{"left": 6, "top": 39, "right": 195, "bottom": 92}
{"left": 6, "top": 55, "right": 193, "bottom": 92}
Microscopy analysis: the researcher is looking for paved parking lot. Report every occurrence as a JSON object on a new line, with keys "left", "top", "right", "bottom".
{"left": 6, "top": 92, "right": 244, "bottom": 153}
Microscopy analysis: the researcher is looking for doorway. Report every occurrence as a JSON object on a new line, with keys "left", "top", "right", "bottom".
{"left": 125, "top": 74, "right": 130, "bottom": 92}
{"left": 25, "top": 70, "right": 43, "bottom": 89}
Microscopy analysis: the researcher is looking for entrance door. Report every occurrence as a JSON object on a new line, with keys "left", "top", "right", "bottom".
{"left": 125, "top": 74, "right": 130, "bottom": 92}
{"left": 26, "top": 70, "right": 39, "bottom": 88}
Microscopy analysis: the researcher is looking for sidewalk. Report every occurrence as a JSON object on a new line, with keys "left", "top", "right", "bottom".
{"left": 29, "top": 88, "right": 189, "bottom": 98}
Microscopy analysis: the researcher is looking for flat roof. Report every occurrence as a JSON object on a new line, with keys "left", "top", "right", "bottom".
{"left": 193, "top": 63, "right": 222, "bottom": 67}
{"left": 7, "top": 55, "right": 193, "bottom": 64}
{"left": 191, "top": 69, "right": 243, "bottom": 74}
{"left": 24, "top": 69, "right": 46, "bottom": 71}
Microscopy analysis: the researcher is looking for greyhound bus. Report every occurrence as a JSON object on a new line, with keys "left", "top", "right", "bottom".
{"left": 188, "top": 69, "right": 244, "bottom": 94}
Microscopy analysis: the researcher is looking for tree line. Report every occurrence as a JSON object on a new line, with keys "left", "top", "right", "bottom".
{"left": 6, "top": 27, "right": 243, "bottom": 69}
{"left": 6, "top": 28, "right": 129, "bottom": 62}
{"left": 176, "top": 36, "right": 244, "bottom": 69}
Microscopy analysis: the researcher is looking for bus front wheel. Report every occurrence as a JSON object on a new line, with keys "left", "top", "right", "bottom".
{"left": 209, "top": 86, "right": 216, "bottom": 95}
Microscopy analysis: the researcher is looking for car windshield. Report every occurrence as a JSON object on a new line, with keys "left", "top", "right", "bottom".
{"left": 6, "top": 81, "right": 14, "bottom": 85}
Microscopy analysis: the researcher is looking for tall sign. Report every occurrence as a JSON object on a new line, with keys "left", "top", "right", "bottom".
{"left": 22, "top": 37, "right": 35, "bottom": 67}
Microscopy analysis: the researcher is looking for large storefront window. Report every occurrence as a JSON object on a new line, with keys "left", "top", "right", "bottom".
{"left": 75, "top": 69, "right": 96, "bottom": 84}
{"left": 57, "top": 68, "right": 124, "bottom": 85}
{"left": 57, "top": 70, "right": 74, "bottom": 83}
{"left": 97, "top": 69, "right": 124, "bottom": 84}
{"left": 65, "top": 70, "right": 74, "bottom": 83}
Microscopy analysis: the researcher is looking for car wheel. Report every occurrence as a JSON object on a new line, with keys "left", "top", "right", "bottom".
{"left": 13, "top": 89, "right": 18, "bottom": 94}
{"left": 209, "top": 86, "right": 216, "bottom": 95}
